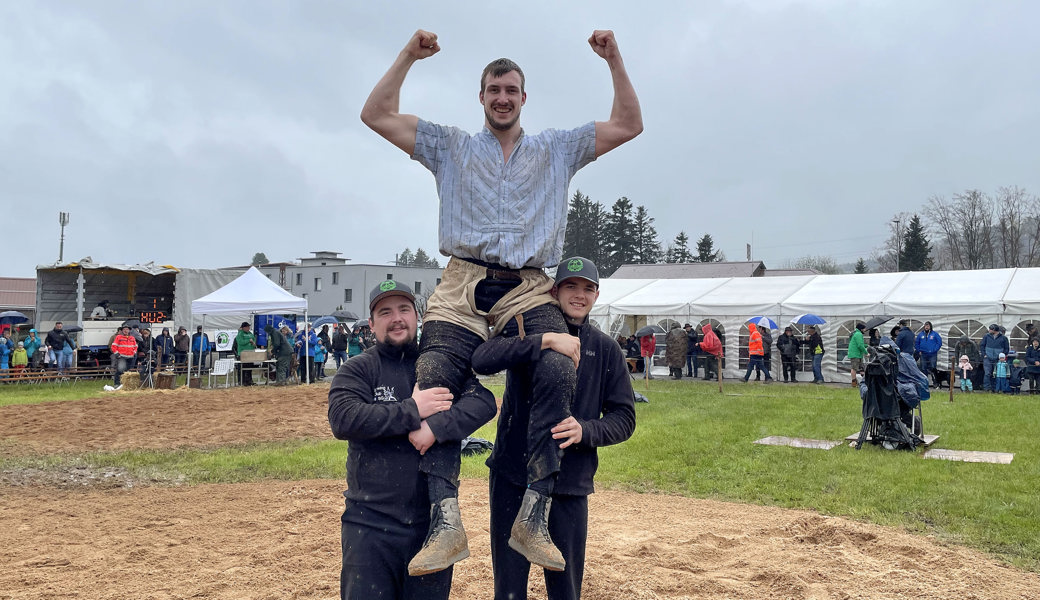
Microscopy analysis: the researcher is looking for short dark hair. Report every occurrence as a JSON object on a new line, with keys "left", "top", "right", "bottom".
{"left": 481, "top": 58, "right": 525, "bottom": 93}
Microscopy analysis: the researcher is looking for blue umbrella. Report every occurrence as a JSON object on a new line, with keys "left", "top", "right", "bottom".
{"left": 790, "top": 313, "right": 827, "bottom": 325}
{"left": 0, "top": 310, "right": 28, "bottom": 325}
{"left": 746, "top": 316, "right": 778, "bottom": 329}
{"left": 311, "top": 315, "right": 339, "bottom": 330}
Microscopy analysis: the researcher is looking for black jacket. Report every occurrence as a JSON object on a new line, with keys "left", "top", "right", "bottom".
{"left": 332, "top": 330, "right": 350, "bottom": 351}
{"left": 686, "top": 328, "right": 698, "bottom": 356}
{"left": 777, "top": 333, "right": 801, "bottom": 358}
{"left": 45, "top": 328, "right": 71, "bottom": 353}
{"left": 472, "top": 319, "right": 637, "bottom": 496}
{"left": 328, "top": 341, "right": 496, "bottom": 525}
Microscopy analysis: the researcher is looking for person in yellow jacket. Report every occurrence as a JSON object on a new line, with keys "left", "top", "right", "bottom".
{"left": 11, "top": 341, "right": 29, "bottom": 370}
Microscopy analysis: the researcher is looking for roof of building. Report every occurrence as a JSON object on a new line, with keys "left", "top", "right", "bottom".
{"left": 610, "top": 261, "right": 768, "bottom": 279}
{"left": 0, "top": 277, "right": 36, "bottom": 309}
{"left": 763, "top": 268, "right": 820, "bottom": 277}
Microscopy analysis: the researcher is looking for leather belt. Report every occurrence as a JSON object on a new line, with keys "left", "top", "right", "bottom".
{"left": 485, "top": 268, "right": 522, "bottom": 281}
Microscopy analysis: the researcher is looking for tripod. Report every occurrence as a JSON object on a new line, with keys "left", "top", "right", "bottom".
{"left": 140, "top": 349, "right": 156, "bottom": 388}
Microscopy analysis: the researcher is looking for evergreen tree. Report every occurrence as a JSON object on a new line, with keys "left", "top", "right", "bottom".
{"left": 396, "top": 248, "right": 415, "bottom": 266}
{"left": 251, "top": 252, "right": 269, "bottom": 266}
{"left": 670, "top": 231, "right": 695, "bottom": 263}
{"left": 695, "top": 233, "right": 723, "bottom": 262}
{"left": 601, "top": 197, "right": 638, "bottom": 274}
{"left": 633, "top": 205, "right": 662, "bottom": 264}
{"left": 900, "top": 214, "right": 934, "bottom": 271}
{"left": 413, "top": 248, "right": 439, "bottom": 268}
{"left": 562, "top": 190, "right": 607, "bottom": 265}
{"left": 854, "top": 257, "right": 869, "bottom": 274}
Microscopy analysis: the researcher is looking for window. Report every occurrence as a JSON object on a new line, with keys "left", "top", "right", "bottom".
{"left": 344, "top": 289, "right": 353, "bottom": 303}
{"left": 332, "top": 272, "right": 339, "bottom": 285}
{"left": 437, "top": 278, "right": 442, "bottom": 285}
{"left": 295, "top": 273, "right": 302, "bottom": 286}
{"left": 314, "top": 278, "right": 323, "bottom": 292}
{"left": 414, "top": 281, "right": 422, "bottom": 295}
{"left": 302, "top": 293, "right": 308, "bottom": 299}
{"left": 386, "top": 273, "right": 393, "bottom": 280}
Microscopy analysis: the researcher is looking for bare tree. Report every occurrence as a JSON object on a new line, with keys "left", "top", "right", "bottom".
{"left": 872, "top": 211, "right": 914, "bottom": 272}
{"left": 786, "top": 255, "right": 841, "bottom": 274}
{"left": 925, "top": 190, "right": 993, "bottom": 270}
{"left": 996, "top": 186, "right": 1027, "bottom": 267}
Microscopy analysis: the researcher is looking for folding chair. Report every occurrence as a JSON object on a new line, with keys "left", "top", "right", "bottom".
{"left": 208, "top": 358, "right": 236, "bottom": 388}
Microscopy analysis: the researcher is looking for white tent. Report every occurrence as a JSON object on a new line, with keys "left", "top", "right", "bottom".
{"left": 589, "top": 267, "right": 1040, "bottom": 382}
{"left": 190, "top": 267, "right": 309, "bottom": 382}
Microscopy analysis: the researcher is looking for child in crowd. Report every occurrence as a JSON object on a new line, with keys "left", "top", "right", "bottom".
{"left": 958, "top": 354, "right": 973, "bottom": 392}
{"left": 995, "top": 352, "right": 1010, "bottom": 393}
{"left": 1009, "top": 359, "right": 1024, "bottom": 395}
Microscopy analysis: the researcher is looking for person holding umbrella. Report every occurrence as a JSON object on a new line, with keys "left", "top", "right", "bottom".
{"left": 639, "top": 328, "right": 657, "bottom": 380}
{"left": 806, "top": 325, "right": 825, "bottom": 384}
{"left": 742, "top": 323, "right": 772, "bottom": 383}
{"left": 776, "top": 326, "right": 801, "bottom": 383}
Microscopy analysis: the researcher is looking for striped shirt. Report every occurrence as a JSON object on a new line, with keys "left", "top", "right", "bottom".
{"left": 412, "top": 119, "right": 596, "bottom": 269}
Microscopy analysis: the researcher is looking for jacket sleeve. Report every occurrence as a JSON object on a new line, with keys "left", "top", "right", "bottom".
{"left": 577, "top": 344, "right": 636, "bottom": 449}
{"left": 471, "top": 334, "right": 544, "bottom": 375}
{"left": 425, "top": 374, "right": 498, "bottom": 442}
{"left": 327, "top": 357, "right": 421, "bottom": 441}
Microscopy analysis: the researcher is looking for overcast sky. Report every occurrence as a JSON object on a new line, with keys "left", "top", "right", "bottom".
{"left": 4, "top": 1, "right": 1039, "bottom": 278}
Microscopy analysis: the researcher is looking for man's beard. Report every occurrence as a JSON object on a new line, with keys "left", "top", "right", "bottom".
{"left": 485, "top": 106, "right": 520, "bottom": 131}
{"left": 379, "top": 330, "right": 418, "bottom": 351}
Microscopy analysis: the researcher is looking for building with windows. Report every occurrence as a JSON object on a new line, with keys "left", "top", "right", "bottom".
{"left": 256, "top": 251, "right": 443, "bottom": 319}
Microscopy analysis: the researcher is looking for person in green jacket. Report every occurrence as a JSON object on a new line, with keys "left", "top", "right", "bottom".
{"left": 847, "top": 322, "right": 868, "bottom": 387}
{"left": 235, "top": 321, "right": 257, "bottom": 386}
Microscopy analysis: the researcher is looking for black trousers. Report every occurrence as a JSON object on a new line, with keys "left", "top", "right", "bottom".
{"left": 340, "top": 501, "right": 451, "bottom": 600}
{"left": 418, "top": 302, "right": 574, "bottom": 485}
{"left": 489, "top": 471, "right": 588, "bottom": 600}
{"left": 780, "top": 355, "right": 797, "bottom": 381}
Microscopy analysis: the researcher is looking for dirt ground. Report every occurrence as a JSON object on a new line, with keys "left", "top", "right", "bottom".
{"left": 2, "top": 386, "right": 1040, "bottom": 599}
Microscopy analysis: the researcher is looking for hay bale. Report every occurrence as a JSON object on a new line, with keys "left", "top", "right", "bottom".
{"left": 120, "top": 372, "right": 141, "bottom": 390}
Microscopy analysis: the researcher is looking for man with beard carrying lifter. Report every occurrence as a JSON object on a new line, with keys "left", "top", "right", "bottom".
{"left": 328, "top": 281, "right": 496, "bottom": 600}
{"left": 361, "top": 29, "right": 642, "bottom": 575}
{"left": 472, "top": 257, "right": 636, "bottom": 599}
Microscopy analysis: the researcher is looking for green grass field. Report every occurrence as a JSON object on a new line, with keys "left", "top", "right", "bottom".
{"left": 2, "top": 378, "right": 1038, "bottom": 570}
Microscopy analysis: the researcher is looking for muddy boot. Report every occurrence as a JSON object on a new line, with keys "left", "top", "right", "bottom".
{"left": 508, "top": 489, "right": 565, "bottom": 572}
{"left": 407, "top": 498, "right": 470, "bottom": 576}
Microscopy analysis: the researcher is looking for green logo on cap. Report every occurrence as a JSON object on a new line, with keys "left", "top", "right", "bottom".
{"left": 566, "top": 259, "right": 584, "bottom": 272}
{"left": 380, "top": 280, "right": 397, "bottom": 292}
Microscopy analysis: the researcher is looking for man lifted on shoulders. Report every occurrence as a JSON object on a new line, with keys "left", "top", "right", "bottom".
{"left": 361, "top": 29, "right": 642, "bottom": 574}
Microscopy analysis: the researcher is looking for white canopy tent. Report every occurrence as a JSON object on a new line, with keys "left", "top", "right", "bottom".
{"left": 190, "top": 267, "right": 309, "bottom": 382}
{"left": 589, "top": 267, "right": 1040, "bottom": 382}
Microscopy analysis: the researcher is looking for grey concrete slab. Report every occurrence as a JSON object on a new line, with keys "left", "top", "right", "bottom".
{"left": 923, "top": 449, "right": 1015, "bottom": 464}
{"left": 753, "top": 436, "right": 841, "bottom": 450}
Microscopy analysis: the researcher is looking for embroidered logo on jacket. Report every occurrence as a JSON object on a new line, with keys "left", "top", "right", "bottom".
{"left": 373, "top": 385, "right": 398, "bottom": 403}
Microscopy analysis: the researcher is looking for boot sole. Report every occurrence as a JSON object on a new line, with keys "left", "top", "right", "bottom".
{"left": 407, "top": 547, "right": 470, "bottom": 577}
{"left": 507, "top": 537, "right": 565, "bottom": 572}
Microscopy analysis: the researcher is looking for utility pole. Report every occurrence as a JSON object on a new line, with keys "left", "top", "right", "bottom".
{"left": 894, "top": 218, "right": 902, "bottom": 272}
{"left": 58, "top": 212, "right": 70, "bottom": 263}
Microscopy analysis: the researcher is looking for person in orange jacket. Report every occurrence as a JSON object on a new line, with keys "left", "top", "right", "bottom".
{"left": 742, "top": 323, "right": 773, "bottom": 383}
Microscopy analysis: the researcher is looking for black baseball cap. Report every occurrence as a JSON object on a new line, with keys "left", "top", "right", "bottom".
{"left": 369, "top": 280, "right": 416, "bottom": 311}
{"left": 554, "top": 256, "right": 599, "bottom": 287}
